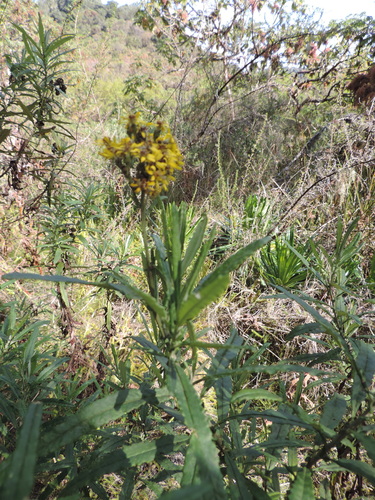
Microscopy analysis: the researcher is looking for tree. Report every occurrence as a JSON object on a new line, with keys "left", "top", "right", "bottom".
{"left": 133, "top": 1, "right": 375, "bottom": 199}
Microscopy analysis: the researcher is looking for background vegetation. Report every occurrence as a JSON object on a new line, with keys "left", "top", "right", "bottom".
{"left": 0, "top": 0, "right": 375, "bottom": 498}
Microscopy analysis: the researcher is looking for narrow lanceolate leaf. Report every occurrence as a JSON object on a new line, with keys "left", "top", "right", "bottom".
{"left": 351, "top": 340, "right": 375, "bottom": 414}
{"left": 181, "top": 216, "right": 208, "bottom": 275}
{"left": 287, "top": 468, "right": 315, "bottom": 500}
{"left": 208, "top": 329, "right": 244, "bottom": 374}
{"left": 189, "top": 434, "right": 227, "bottom": 499}
{"left": 178, "top": 236, "right": 271, "bottom": 325}
{"left": 225, "top": 454, "right": 250, "bottom": 499}
{"left": 166, "top": 364, "right": 227, "bottom": 499}
{"left": 286, "top": 322, "right": 324, "bottom": 340}
{"left": 46, "top": 34, "right": 75, "bottom": 54}
{"left": 335, "top": 459, "right": 375, "bottom": 486}
{"left": 0, "top": 403, "right": 43, "bottom": 500}
{"left": 234, "top": 409, "right": 314, "bottom": 430}
{"left": 181, "top": 437, "right": 198, "bottom": 487}
{"left": 273, "top": 285, "right": 340, "bottom": 344}
{"left": 2, "top": 272, "right": 167, "bottom": 319}
{"left": 215, "top": 375, "right": 232, "bottom": 422}
{"left": 177, "top": 273, "right": 230, "bottom": 325}
{"left": 212, "top": 236, "right": 272, "bottom": 277}
{"left": 119, "top": 468, "right": 136, "bottom": 500}
{"left": 152, "top": 233, "right": 175, "bottom": 299}
{"left": 177, "top": 236, "right": 271, "bottom": 325}
{"left": 39, "top": 387, "right": 170, "bottom": 456}
{"left": 231, "top": 389, "right": 283, "bottom": 404}
{"left": 225, "top": 454, "right": 272, "bottom": 500}
{"left": 60, "top": 434, "right": 189, "bottom": 495}
{"left": 354, "top": 432, "right": 375, "bottom": 463}
{"left": 205, "top": 330, "right": 243, "bottom": 421}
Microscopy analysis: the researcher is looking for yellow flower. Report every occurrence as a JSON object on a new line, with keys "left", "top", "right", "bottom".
{"left": 98, "top": 113, "right": 184, "bottom": 197}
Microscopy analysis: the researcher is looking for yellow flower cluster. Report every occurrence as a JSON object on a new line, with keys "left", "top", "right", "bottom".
{"left": 98, "top": 113, "right": 183, "bottom": 197}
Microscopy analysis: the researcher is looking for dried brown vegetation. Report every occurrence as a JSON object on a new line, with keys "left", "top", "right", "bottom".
{"left": 348, "top": 65, "right": 375, "bottom": 106}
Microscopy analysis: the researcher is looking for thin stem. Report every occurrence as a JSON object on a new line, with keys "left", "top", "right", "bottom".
{"left": 140, "top": 193, "right": 165, "bottom": 344}
{"left": 140, "top": 192, "right": 151, "bottom": 282}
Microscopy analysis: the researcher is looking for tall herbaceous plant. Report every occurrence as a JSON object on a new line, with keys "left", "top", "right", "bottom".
{"left": 1, "top": 10, "right": 375, "bottom": 495}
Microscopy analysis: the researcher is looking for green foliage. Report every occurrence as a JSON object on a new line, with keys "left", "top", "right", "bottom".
{"left": 1, "top": 1, "right": 375, "bottom": 498}
{"left": 243, "top": 194, "right": 273, "bottom": 234}
{"left": 1, "top": 14, "right": 74, "bottom": 146}
{"left": 0, "top": 12, "right": 75, "bottom": 206}
{"left": 135, "top": 0, "right": 375, "bottom": 194}
{"left": 37, "top": 181, "right": 107, "bottom": 266}
{"left": 0, "top": 402, "right": 43, "bottom": 500}
{"left": 3, "top": 205, "right": 375, "bottom": 498}
{"left": 0, "top": 300, "right": 68, "bottom": 431}
{"left": 259, "top": 229, "right": 309, "bottom": 288}
{"left": 39, "top": 0, "right": 139, "bottom": 28}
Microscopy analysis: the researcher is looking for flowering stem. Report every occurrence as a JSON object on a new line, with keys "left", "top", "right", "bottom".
{"left": 140, "top": 193, "right": 164, "bottom": 343}
{"left": 140, "top": 192, "right": 154, "bottom": 295}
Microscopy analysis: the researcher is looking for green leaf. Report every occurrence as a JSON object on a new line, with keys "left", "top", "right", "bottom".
{"left": 133, "top": 335, "right": 169, "bottom": 369}
{"left": 320, "top": 394, "right": 347, "bottom": 430}
{"left": 0, "top": 403, "right": 43, "bottom": 500}
{"left": 59, "top": 281, "right": 70, "bottom": 307}
{"left": 15, "top": 99, "right": 35, "bottom": 122}
{"left": 181, "top": 217, "right": 208, "bottom": 274}
{"left": 61, "top": 434, "right": 189, "bottom": 495}
{"left": 39, "top": 387, "right": 170, "bottom": 456}
{"left": 0, "top": 129, "right": 11, "bottom": 144}
{"left": 152, "top": 233, "right": 174, "bottom": 292}
{"left": 36, "top": 13, "right": 45, "bottom": 47}
{"left": 189, "top": 434, "right": 227, "bottom": 499}
{"left": 181, "top": 437, "right": 199, "bottom": 486}
{"left": 351, "top": 340, "right": 375, "bottom": 414}
{"left": 35, "top": 357, "right": 68, "bottom": 383}
{"left": 266, "top": 404, "right": 292, "bottom": 468}
{"left": 229, "top": 419, "right": 243, "bottom": 455}
{"left": 335, "top": 459, "right": 375, "bottom": 486}
{"left": 160, "top": 484, "right": 212, "bottom": 500}
{"left": 225, "top": 454, "right": 272, "bottom": 499}
{"left": 204, "top": 330, "right": 244, "bottom": 420}
{"left": 46, "top": 34, "right": 75, "bottom": 55}
{"left": 231, "top": 389, "right": 283, "bottom": 404}
{"left": 215, "top": 374, "right": 232, "bottom": 421}
{"left": 166, "top": 364, "right": 226, "bottom": 498}
{"left": 216, "top": 236, "right": 272, "bottom": 276}
{"left": 284, "top": 239, "right": 324, "bottom": 284}
{"left": 354, "top": 432, "right": 375, "bottom": 463}
{"left": 171, "top": 204, "right": 183, "bottom": 281}
{"left": 3, "top": 272, "right": 167, "bottom": 320}
{"left": 225, "top": 454, "right": 253, "bottom": 499}
{"left": 167, "top": 364, "right": 207, "bottom": 431}
{"left": 179, "top": 226, "right": 216, "bottom": 302}
{"left": 178, "top": 273, "right": 230, "bottom": 325}
{"left": 205, "top": 362, "right": 339, "bottom": 384}
{"left": 232, "top": 409, "right": 314, "bottom": 430}
{"left": 286, "top": 322, "right": 324, "bottom": 340}
{"left": 273, "top": 285, "right": 344, "bottom": 348}
{"left": 177, "top": 236, "right": 271, "bottom": 324}
{"left": 23, "top": 326, "right": 39, "bottom": 369}
{"left": 287, "top": 468, "right": 315, "bottom": 499}
{"left": 12, "top": 23, "right": 37, "bottom": 59}
{"left": 119, "top": 468, "right": 136, "bottom": 499}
